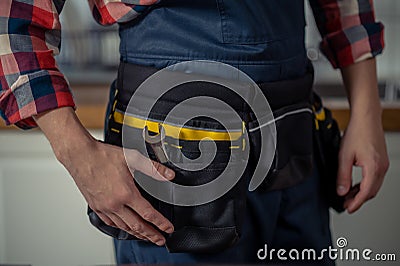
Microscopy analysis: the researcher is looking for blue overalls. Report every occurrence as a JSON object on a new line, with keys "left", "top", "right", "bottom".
{"left": 110, "top": 0, "right": 333, "bottom": 264}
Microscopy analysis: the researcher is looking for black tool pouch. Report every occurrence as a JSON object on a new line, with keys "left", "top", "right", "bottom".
{"left": 92, "top": 117, "right": 247, "bottom": 253}
{"left": 250, "top": 101, "right": 314, "bottom": 192}
{"left": 88, "top": 61, "right": 317, "bottom": 253}
{"left": 312, "top": 93, "right": 345, "bottom": 213}
{"left": 88, "top": 63, "right": 248, "bottom": 254}
{"left": 249, "top": 63, "right": 316, "bottom": 192}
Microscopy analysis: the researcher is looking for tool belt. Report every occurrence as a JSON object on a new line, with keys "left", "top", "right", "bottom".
{"left": 88, "top": 62, "right": 319, "bottom": 253}
{"left": 312, "top": 94, "right": 345, "bottom": 213}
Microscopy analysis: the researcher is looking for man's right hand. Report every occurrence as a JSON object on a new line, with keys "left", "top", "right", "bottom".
{"left": 34, "top": 107, "right": 175, "bottom": 246}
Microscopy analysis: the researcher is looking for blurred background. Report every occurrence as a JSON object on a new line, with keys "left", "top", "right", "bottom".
{"left": 0, "top": 1, "right": 399, "bottom": 265}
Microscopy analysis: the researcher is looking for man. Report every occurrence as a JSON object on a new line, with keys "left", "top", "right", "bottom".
{"left": 0, "top": 0, "right": 389, "bottom": 264}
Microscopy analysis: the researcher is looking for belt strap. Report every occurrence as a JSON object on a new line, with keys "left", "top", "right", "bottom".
{"left": 116, "top": 61, "right": 315, "bottom": 112}
{"left": 113, "top": 109, "right": 244, "bottom": 141}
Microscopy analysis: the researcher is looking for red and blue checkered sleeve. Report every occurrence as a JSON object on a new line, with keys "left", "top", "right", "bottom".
{"left": 309, "top": 0, "right": 384, "bottom": 69}
{"left": 89, "top": 0, "right": 161, "bottom": 25}
{"left": 0, "top": 0, "right": 75, "bottom": 129}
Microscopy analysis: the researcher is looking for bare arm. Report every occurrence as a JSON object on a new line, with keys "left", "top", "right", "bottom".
{"left": 1, "top": 0, "right": 174, "bottom": 247}
{"left": 337, "top": 58, "right": 389, "bottom": 213}
{"left": 34, "top": 107, "right": 175, "bottom": 245}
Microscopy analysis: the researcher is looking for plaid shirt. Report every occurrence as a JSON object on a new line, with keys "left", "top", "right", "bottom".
{"left": 0, "top": 0, "right": 384, "bottom": 129}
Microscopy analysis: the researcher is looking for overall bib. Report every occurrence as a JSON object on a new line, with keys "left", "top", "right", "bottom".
{"left": 99, "top": 0, "right": 334, "bottom": 264}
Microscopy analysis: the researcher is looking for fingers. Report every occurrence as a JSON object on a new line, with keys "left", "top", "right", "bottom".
{"left": 100, "top": 209, "right": 167, "bottom": 246}
{"left": 86, "top": 147, "right": 175, "bottom": 246}
{"left": 125, "top": 150, "right": 175, "bottom": 232}
{"left": 127, "top": 187, "right": 174, "bottom": 234}
{"left": 107, "top": 213, "right": 147, "bottom": 241}
{"left": 337, "top": 150, "right": 354, "bottom": 196}
{"left": 343, "top": 184, "right": 360, "bottom": 210}
{"left": 337, "top": 142, "right": 387, "bottom": 213}
{"left": 91, "top": 181, "right": 173, "bottom": 245}
{"left": 96, "top": 212, "right": 116, "bottom": 227}
{"left": 100, "top": 180, "right": 174, "bottom": 235}
{"left": 118, "top": 207, "right": 167, "bottom": 246}
{"left": 94, "top": 199, "right": 172, "bottom": 246}
{"left": 345, "top": 160, "right": 381, "bottom": 213}
{"left": 125, "top": 149, "right": 175, "bottom": 181}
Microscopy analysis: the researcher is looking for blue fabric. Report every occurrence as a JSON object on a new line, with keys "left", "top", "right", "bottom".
{"left": 114, "top": 1, "right": 333, "bottom": 264}
{"left": 114, "top": 164, "right": 333, "bottom": 265}
{"left": 119, "top": 0, "right": 309, "bottom": 83}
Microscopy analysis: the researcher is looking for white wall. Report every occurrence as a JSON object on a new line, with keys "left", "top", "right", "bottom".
{"left": 0, "top": 131, "right": 115, "bottom": 266}
{"left": 332, "top": 133, "right": 400, "bottom": 266}
{"left": 0, "top": 169, "right": 6, "bottom": 262}
{"left": 1, "top": 131, "right": 399, "bottom": 265}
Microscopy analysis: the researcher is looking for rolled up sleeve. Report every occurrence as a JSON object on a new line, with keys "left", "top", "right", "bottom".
{"left": 309, "top": 0, "right": 385, "bottom": 69}
{"left": 0, "top": 0, "right": 75, "bottom": 129}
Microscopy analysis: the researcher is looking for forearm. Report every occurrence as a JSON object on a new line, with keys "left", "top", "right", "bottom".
{"left": 34, "top": 106, "right": 175, "bottom": 244}
{"left": 33, "top": 107, "right": 95, "bottom": 163}
{"left": 341, "top": 58, "right": 382, "bottom": 120}
{"left": 336, "top": 58, "right": 389, "bottom": 213}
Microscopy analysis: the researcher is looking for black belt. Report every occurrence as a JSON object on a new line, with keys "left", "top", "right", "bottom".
{"left": 116, "top": 61, "right": 315, "bottom": 191}
{"left": 117, "top": 61, "right": 314, "bottom": 113}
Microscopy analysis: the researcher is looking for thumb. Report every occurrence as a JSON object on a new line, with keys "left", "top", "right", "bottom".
{"left": 337, "top": 151, "right": 353, "bottom": 196}
{"left": 125, "top": 149, "right": 175, "bottom": 181}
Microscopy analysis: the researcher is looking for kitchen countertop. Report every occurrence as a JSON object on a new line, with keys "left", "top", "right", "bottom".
{"left": 1, "top": 84, "right": 400, "bottom": 131}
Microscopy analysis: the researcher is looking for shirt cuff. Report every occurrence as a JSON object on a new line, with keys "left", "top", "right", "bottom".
{"left": 0, "top": 70, "right": 75, "bottom": 130}
{"left": 320, "top": 22, "right": 385, "bottom": 69}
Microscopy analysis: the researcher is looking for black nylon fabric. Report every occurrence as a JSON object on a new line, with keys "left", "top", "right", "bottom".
{"left": 88, "top": 62, "right": 315, "bottom": 253}
{"left": 117, "top": 62, "right": 314, "bottom": 112}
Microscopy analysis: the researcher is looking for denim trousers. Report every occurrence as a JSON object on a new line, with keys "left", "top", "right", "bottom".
{"left": 113, "top": 168, "right": 333, "bottom": 265}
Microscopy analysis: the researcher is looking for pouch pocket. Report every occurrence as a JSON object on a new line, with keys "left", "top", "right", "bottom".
{"left": 164, "top": 149, "right": 247, "bottom": 253}
{"left": 312, "top": 94, "right": 345, "bottom": 213}
{"left": 248, "top": 102, "right": 314, "bottom": 191}
{"left": 91, "top": 107, "right": 248, "bottom": 253}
